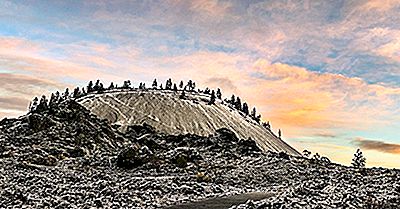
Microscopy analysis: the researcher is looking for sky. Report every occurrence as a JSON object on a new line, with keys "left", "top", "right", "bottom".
{"left": 1, "top": 0, "right": 400, "bottom": 168}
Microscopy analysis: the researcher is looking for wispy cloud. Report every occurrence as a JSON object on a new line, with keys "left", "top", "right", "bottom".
{"left": 353, "top": 137, "right": 400, "bottom": 154}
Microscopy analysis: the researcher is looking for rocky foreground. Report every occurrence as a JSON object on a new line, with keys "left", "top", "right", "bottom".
{"left": 0, "top": 100, "right": 399, "bottom": 208}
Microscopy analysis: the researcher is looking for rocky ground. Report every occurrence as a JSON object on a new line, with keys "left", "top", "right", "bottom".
{"left": 0, "top": 100, "right": 399, "bottom": 208}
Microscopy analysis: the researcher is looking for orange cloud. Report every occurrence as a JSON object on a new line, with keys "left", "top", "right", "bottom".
{"left": 246, "top": 60, "right": 400, "bottom": 137}
{"left": 353, "top": 137, "right": 400, "bottom": 154}
{"left": 361, "top": 0, "right": 400, "bottom": 11}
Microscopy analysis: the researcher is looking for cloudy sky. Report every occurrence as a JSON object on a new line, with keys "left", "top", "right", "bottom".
{"left": 1, "top": 0, "right": 400, "bottom": 167}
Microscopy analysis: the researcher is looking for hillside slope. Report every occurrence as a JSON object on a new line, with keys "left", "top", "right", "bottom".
{"left": 78, "top": 89, "right": 300, "bottom": 156}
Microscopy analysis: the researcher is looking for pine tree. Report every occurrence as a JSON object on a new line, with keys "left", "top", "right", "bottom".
{"left": 192, "top": 82, "right": 196, "bottom": 91}
{"left": 81, "top": 88, "right": 86, "bottom": 96}
{"left": 49, "top": 93, "right": 56, "bottom": 108}
{"left": 30, "top": 97, "right": 39, "bottom": 112}
{"left": 352, "top": 149, "right": 366, "bottom": 168}
{"left": 54, "top": 91, "right": 60, "bottom": 103}
{"left": 216, "top": 88, "right": 222, "bottom": 99}
{"left": 73, "top": 87, "right": 80, "bottom": 98}
{"left": 36, "top": 95, "right": 48, "bottom": 112}
{"left": 242, "top": 102, "right": 249, "bottom": 115}
{"left": 204, "top": 88, "right": 211, "bottom": 94}
{"left": 94, "top": 80, "right": 101, "bottom": 91}
{"left": 87, "top": 81, "right": 94, "bottom": 93}
{"left": 63, "top": 88, "right": 69, "bottom": 99}
{"left": 159, "top": 84, "right": 163, "bottom": 89}
{"left": 108, "top": 82, "right": 115, "bottom": 90}
{"left": 230, "top": 95, "right": 235, "bottom": 105}
{"left": 123, "top": 80, "right": 131, "bottom": 89}
{"left": 179, "top": 81, "right": 184, "bottom": 89}
{"left": 208, "top": 90, "right": 216, "bottom": 105}
{"left": 251, "top": 107, "right": 256, "bottom": 118}
{"left": 303, "top": 150, "right": 311, "bottom": 158}
{"left": 255, "top": 115, "right": 261, "bottom": 123}
{"left": 152, "top": 79, "right": 158, "bottom": 89}
{"left": 235, "top": 97, "right": 242, "bottom": 110}
{"left": 187, "top": 80, "right": 193, "bottom": 91}
{"left": 278, "top": 129, "right": 281, "bottom": 138}
{"left": 165, "top": 78, "right": 172, "bottom": 90}
{"left": 173, "top": 83, "right": 178, "bottom": 91}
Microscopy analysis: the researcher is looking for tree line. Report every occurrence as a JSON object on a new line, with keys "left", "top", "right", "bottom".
{"left": 28, "top": 78, "right": 279, "bottom": 136}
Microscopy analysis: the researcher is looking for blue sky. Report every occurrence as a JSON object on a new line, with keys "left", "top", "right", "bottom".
{"left": 1, "top": 0, "right": 400, "bottom": 167}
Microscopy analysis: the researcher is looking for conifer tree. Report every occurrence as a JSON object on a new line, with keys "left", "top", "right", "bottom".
{"left": 73, "top": 87, "right": 81, "bottom": 98}
{"left": 55, "top": 91, "right": 60, "bottom": 102}
{"left": 251, "top": 107, "right": 256, "bottom": 118}
{"left": 152, "top": 79, "right": 158, "bottom": 89}
{"left": 192, "top": 82, "right": 196, "bottom": 91}
{"left": 179, "top": 81, "right": 184, "bottom": 89}
{"left": 278, "top": 129, "right": 281, "bottom": 138}
{"left": 159, "top": 84, "right": 163, "bottom": 89}
{"left": 255, "top": 115, "right": 261, "bottom": 123}
{"left": 173, "top": 83, "right": 178, "bottom": 91}
{"left": 108, "top": 82, "right": 115, "bottom": 90}
{"left": 230, "top": 95, "right": 235, "bottom": 105}
{"left": 87, "top": 81, "right": 94, "bottom": 93}
{"left": 49, "top": 93, "right": 56, "bottom": 108}
{"left": 242, "top": 102, "right": 249, "bottom": 115}
{"left": 63, "top": 88, "right": 69, "bottom": 99}
{"left": 123, "top": 80, "right": 131, "bottom": 89}
{"left": 235, "top": 97, "right": 242, "bottom": 110}
{"left": 36, "top": 95, "right": 48, "bottom": 112}
{"left": 30, "top": 97, "right": 39, "bottom": 112}
{"left": 216, "top": 88, "right": 222, "bottom": 99}
{"left": 352, "top": 149, "right": 366, "bottom": 168}
{"left": 204, "top": 88, "right": 211, "bottom": 94}
{"left": 165, "top": 78, "right": 172, "bottom": 90}
{"left": 187, "top": 80, "right": 193, "bottom": 91}
{"left": 208, "top": 90, "right": 216, "bottom": 105}
{"left": 94, "top": 80, "right": 101, "bottom": 91}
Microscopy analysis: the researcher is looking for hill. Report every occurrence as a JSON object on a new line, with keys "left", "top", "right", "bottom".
{"left": 78, "top": 89, "right": 299, "bottom": 156}
{"left": 0, "top": 99, "right": 399, "bottom": 208}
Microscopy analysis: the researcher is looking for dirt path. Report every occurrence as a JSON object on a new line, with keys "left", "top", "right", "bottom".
{"left": 165, "top": 192, "right": 273, "bottom": 209}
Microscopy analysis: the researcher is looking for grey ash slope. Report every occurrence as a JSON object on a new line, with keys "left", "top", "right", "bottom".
{"left": 78, "top": 89, "right": 300, "bottom": 156}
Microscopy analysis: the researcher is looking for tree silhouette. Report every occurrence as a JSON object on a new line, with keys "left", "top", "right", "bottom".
{"left": 63, "top": 88, "right": 69, "bottom": 99}
{"left": 87, "top": 81, "right": 93, "bottom": 93}
{"left": 72, "top": 87, "right": 81, "bottom": 98}
{"left": 352, "top": 149, "right": 366, "bottom": 168}
{"left": 204, "top": 88, "right": 211, "bottom": 94}
{"left": 251, "top": 107, "right": 256, "bottom": 118}
{"left": 152, "top": 79, "right": 157, "bottom": 89}
{"left": 173, "top": 83, "right": 178, "bottom": 91}
{"left": 36, "top": 95, "right": 48, "bottom": 112}
{"left": 278, "top": 129, "right": 281, "bottom": 138}
{"left": 235, "top": 97, "right": 242, "bottom": 110}
{"left": 242, "top": 102, "right": 249, "bottom": 115}
{"left": 94, "top": 80, "right": 101, "bottom": 91}
{"left": 216, "top": 88, "right": 222, "bottom": 99}
{"left": 49, "top": 93, "right": 56, "bottom": 109}
{"left": 123, "top": 80, "right": 131, "bottom": 89}
{"left": 108, "top": 82, "right": 115, "bottom": 90}
{"left": 179, "top": 81, "right": 184, "bottom": 89}
{"left": 208, "top": 90, "right": 216, "bottom": 105}
{"left": 255, "top": 114, "right": 261, "bottom": 123}
{"left": 303, "top": 150, "right": 311, "bottom": 158}
{"left": 30, "top": 97, "right": 39, "bottom": 112}
{"left": 165, "top": 78, "right": 173, "bottom": 90}
{"left": 230, "top": 95, "right": 235, "bottom": 105}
